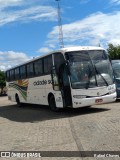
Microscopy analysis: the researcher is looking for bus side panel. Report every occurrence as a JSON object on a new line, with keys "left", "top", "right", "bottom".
{"left": 7, "top": 87, "right": 16, "bottom": 102}
{"left": 7, "top": 76, "right": 64, "bottom": 108}
{"left": 7, "top": 81, "right": 27, "bottom": 103}
{"left": 26, "top": 76, "right": 47, "bottom": 105}
{"left": 45, "top": 75, "right": 64, "bottom": 108}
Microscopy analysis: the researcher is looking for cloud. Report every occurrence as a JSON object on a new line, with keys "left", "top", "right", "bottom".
{"left": 80, "top": 0, "right": 90, "bottom": 4}
{"left": 0, "top": 51, "right": 31, "bottom": 71}
{"left": 109, "top": 39, "right": 120, "bottom": 45}
{"left": 0, "top": 0, "right": 22, "bottom": 8}
{"left": 37, "top": 44, "right": 56, "bottom": 55}
{"left": 47, "top": 11, "right": 120, "bottom": 48}
{"left": 37, "top": 47, "right": 52, "bottom": 54}
{"left": 110, "top": 0, "right": 120, "bottom": 5}
{"left": 0, "top": 0, "right": 57, "bottom": 26}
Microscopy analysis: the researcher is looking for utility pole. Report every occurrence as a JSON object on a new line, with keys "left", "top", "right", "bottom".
{"left": 55, "top": 0, "right": 64, "bottom": 48}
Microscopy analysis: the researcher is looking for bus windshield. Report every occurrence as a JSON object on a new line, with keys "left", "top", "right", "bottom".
{"left": 66, "top": 50, "right": 113, "bottom": 89}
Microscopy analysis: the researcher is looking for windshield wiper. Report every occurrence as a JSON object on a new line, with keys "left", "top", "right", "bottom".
{"left": 94, "top": 64, "right": 109, "bottom": 86}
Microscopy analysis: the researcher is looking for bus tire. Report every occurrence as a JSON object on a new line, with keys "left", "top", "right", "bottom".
{"left": 49, "top": 95, "right": 59, "bottom": 112}
{"left": 15, "top": 94, "right": 21, "bottom": 107}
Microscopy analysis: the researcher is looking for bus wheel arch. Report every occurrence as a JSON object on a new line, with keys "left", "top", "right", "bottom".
{"left": 15, "top": 94, "right": 21, "bottom": 107}
{"left": 48, "top": 93, "right": 59, "bottom": 112}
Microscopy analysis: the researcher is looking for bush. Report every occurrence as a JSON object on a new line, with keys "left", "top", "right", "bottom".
{"left": 0, "top": 70, "right": 6, "bottom": 95}
{"left": 107, "top": 43, "right": 120, "bottom": 60}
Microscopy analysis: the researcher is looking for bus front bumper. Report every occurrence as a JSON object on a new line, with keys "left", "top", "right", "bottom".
{"left": 72, "top": 92, "right": 116, "bottom": 108}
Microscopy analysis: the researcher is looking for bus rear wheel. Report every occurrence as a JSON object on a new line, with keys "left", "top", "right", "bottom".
{"left": 15, "top": 95, "right": 21, "bottom": 107}
{"left": 49, "top": 95, "right": 59, "bottom": 112}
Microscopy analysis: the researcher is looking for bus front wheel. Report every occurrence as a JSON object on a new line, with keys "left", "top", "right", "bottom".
{"left": 49, "top": 95, "right": 59, "bottom": 112}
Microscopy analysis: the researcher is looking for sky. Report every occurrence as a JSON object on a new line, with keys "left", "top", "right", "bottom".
{"left": 0, "top": 0, "right": 120, "bottom": 71}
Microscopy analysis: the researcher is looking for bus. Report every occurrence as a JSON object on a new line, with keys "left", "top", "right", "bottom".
{"left": 6, "top": 46, "right": 116, "bottom": 111}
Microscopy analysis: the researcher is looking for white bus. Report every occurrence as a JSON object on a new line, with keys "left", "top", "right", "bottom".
{"left": 6, "top": 46, "right": 116, "bottom": 111}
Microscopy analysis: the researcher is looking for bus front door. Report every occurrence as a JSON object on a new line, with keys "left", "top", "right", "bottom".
{"left": 59, "top": 64, "right": 72, "bottom": 107}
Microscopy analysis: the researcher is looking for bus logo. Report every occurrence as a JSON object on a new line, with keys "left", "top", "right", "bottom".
{"left": 1, "top": 152, "right": 10, "bottom": 157}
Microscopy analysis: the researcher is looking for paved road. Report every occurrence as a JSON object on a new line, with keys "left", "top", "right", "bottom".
{"left": 0, "top": 97, "right": 120, "bottom": 160}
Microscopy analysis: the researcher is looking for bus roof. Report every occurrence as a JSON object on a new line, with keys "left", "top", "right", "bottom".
{"left": 6, "top": 46, "right": 104, "bottom": 71}
{"left": 60, "top": 46, "right": 104, "bottom": 52}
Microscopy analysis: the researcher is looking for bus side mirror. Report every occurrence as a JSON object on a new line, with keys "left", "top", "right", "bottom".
{"left": 51, "top": 66, "right": 60, "bottom": 91}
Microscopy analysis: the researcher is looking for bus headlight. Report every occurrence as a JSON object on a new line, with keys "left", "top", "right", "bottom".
{"left": 73, "top": 95, "right": 86, "bottom": 99}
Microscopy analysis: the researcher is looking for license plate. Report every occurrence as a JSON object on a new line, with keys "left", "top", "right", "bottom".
{"left": 95, "top": 99, "right": 103, "bottom": 103}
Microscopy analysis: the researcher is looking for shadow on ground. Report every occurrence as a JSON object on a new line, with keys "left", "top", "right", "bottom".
{"left": 0, "top": 103, "right": 110, "bottom": 123}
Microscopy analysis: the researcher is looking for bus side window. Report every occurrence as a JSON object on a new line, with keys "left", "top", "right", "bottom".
{"left": 15, "top": 68, "right": 20, "bottom": 80}
{"left": 44, "top": 55, "right": 52, "bottom": 74}
{"left": 34, "top": 59, "right": 43, "bottom": 76}
{"left": 27, "top": 63, "right": 34, "bottom": 78}
{"left": 10, "top": 69, "right": 15, "bottom": 81}
{"left": 54, "top": 53, "right": 65, "bottom": 73}
{"left": 20, "top": 65, "right": 26, "bottom": 79}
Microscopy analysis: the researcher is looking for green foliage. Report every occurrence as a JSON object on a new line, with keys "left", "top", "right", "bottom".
{"left": 107, "top": 43, "right": 120, "bottom": 60}
{"left": 0, "top": 70, "right": 6, "bottom": 90}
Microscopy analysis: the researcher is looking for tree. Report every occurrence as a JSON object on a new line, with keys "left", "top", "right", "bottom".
{"left": 0, "top": 70, "right": 6, "bottom": 95}
{"left": 107, "top": 43, "right": 120, "bottom": 60}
